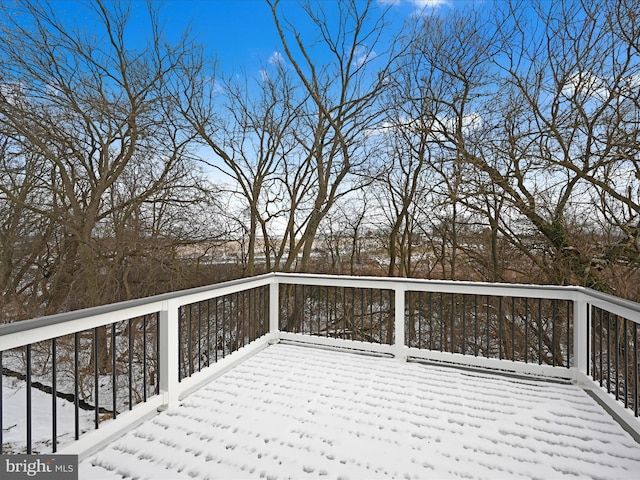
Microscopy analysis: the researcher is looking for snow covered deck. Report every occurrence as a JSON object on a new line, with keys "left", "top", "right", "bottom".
{"left": 79, "top": 342, "right": 640, "bottom": 480}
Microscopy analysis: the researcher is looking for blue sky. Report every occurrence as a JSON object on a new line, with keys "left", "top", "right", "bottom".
{"left": 34, "top": 0, "right": 463, "bottom": 79}
{"left": 131, "top": 0, "right": 456, "bottom": 74}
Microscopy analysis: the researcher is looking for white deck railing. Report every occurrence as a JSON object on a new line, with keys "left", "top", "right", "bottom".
{"left": 1, "top": 273, "right": 639, "bottom": 457}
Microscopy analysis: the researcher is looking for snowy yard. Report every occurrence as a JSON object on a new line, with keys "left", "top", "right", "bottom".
{"left": 79, "top": 343, "right": 640, "bottom": 479}
{"left": 2, "top": 374, "right": 95, "bottom": 454}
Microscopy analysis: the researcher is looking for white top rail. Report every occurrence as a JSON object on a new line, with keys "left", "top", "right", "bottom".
{"left": 0, "top": 273, "right": 274, "bottom": 351}
{"left": 274, "top": 273, "right": 640, "bottom": 324}
{"left": 275, "top": 273, "right": 581, "bottom": 300}
{"left": 3, "top": 272, "right": 640, "bottom": 353}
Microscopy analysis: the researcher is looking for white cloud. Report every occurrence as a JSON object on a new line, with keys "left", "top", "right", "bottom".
{"left": 365, "top": 119, "right": 402, "bottom": 138}
{"left": 268, "top": 51, "right": 284, "bottom": 66}
{"left": 410, "top": 0, "right": 451, "bottom": 16}
{"left": 259, "top": 51, "right": 286, "bottom": 82}
{"left": 353, "top": 45, "right": 377, "bottom": 68}
{"left": 562, "top": 72, "right": 608, "bottom": 102}
{"left": 0, "top": 81, "right": 25, "bottom": 106}
{"left": 430, "top": 112, "right": 482, "bottom": 140}
{"left": 365, "top": 112, "right": 482, "bottom": 140}
{"left": 378, "top": 0, "right": 450, "bottom": 12}
{"left": 412, "top": 0, "right": 450, "bottom": 7}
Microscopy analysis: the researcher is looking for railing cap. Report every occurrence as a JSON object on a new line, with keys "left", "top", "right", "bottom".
{"left": 0, "top": 273, "right": 276, "bottom": 337}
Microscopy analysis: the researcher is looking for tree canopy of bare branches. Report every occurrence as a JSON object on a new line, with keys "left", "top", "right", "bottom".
{"left": 0, "top": 0, "right": 224, "bottom": 318}
{"left": 3, "top": 0, "right": 640, "bottom": 323}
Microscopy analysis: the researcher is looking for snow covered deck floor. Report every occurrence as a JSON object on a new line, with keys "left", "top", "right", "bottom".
{"left": 79, "top": 343, "right": 640, "bottom": 479}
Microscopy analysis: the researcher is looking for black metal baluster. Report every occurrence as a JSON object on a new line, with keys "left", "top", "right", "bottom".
{"left": 215, "top": 299, "right": 219, "bottom": 363}
{"left": 474, "top": 295, "right": 479, "bottom": 357}
{"left": 143, "top": 315, "right": 148, "bottom": 402}
{"left": 418, "top": 292, "right": 423, "bottom": 349}
{"left": 26, "top": 344, "right": 32, "bottom": 454}
{"left": 524, "top": 298, "right": 529, "bottom": 363}
{"left": 74, "top": 332, "right": 80, "bottom": 440}
{"left": 0, "top": 351, "right": 3, "bottom": 449}
{"left": 247, "top": 290, "right": 252, "bottom": 343}
{"left": 624, "top": 319, "right": 628, "bottom": 409}
{"left": 326, "top": 286, "right": 331, "bottom": 338}
{"left": 405, "top": 291, "right": 411, "bottom": 347}
{"left": 246, "top": 289, "right": 251, "bottom": 342}
{"left": 590, "top": 306, "right": 595, "bottom": 379}
{"left": 498, "top": 297, "right": 503, "bottom": 360}
{"left": 156, "top": 312, "right": 160, "bottom": 395}
{"left": 599, "top": 308, "right": 604, "bottom": 387}
{"left": 207, "top": 299, "right": 211, "bottom": 367}
{"left": 586, "top": 304, "right": 590, "bottom": 377}
{"left": 342, "top": 286, "right": 347, "bottom": 340}
{"left": 607, "top": 311, "right": 611, "bottom": 393}
{"left": 94, "top": 328, "right": 99, "bottom": 429}
{"left": 111, "top": 323, "right": 117, "bottom": 419}
{"left": 294, "top": 285, "right": 298, "bottom": 334}
{"left": 52, "top": 338, "right": 57, "bottom": 452}
{"left": 379, "top": 290, "right": 382, "bottom": 343}
{"left": 248, "top": 289, "right": 251, "bottom": 341}
{"left": 351, "top": 287, "right": 356, "bottom": 342}
{"left": 178, "top": 307, "right": 183, "bottom": 382}
{"left": 188, "top": 304, "right": 193, "bottom": 377}
{"left": 538, "top": 298, "right": 543, "bottom": 365}
{"left": 634, "top": 321, "right": 638, "bottom": 416}
{"left": 511, "top": 298, "right": 516, "bottom": 361}
{"left": 198, "top": 302, "right": 202, "bottom": 371}
{"left": 360, "top": 288, "right": 365, "bottom": 343}
{"left": 301, "top": 285, "right": 306, "bottom": 335}
{"left": 316, "top": 285, "right": 329, "bottom": 336}
{"left": 128, "top": 319, "right": 133, "bottom": 410}
{"left": 222, "top": 296, "right": 227, "bottom": 358}
{"left": 613, "top": 315, "right": 620, "bottom": 400}
{"left": 462, "top": 294, "right": 467, "bottom": 355}
{"left": 232, "top": 294, "right": 237, "bottom": 347}
{"left": 552, "top": 299, "right": 557, "bottom": 367}
{"left": 250, "top": 288, "right": 255, "bottom": 341}
{"left": 450, "top": 294, "right": 455, "bottom": 353}
{"left": 240, "top": 291, "right": 245, "bottom": 346}
{"left": 238, "top": 291, "right": 242, "bottom": 346}
{"left": 440, "top": 293, "right": 444, "bottom": 352}
{"left": 258, "top": 287, "right": 263, "bottom": 337}
{"left": 347, "top": 287, "right": 353, "bottom": 340}
{"left": 257, "top": 287, "right": 261, "bottom": 339}
{"left": 486, "top": 296, "right": 490, "bottom": 358}
{"left": 366, "top": 288, "right": 371, "bottom": 341}
{"left": 428, "top": 292, "right": 433, "bottom": 351}
{"left": 254, "top": 289, "right": 259, "bottom": 338}
{"left": 264, "top": 286, "right": 269, "bottom": 335}
{"left": 566, "top": 301, "right": 571, "bottom": 368}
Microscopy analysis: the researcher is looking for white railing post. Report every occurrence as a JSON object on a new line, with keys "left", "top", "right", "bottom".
{"left": 394, "top": 283, "right": 407, "bottom": 361}
{"left": 573, "top": 296, "right": 589, "bottom": 376}
{"left": 159, "top": 299, "right": 179, "bottom": 408}
{"left": 269, "top": 277, "right": 280, "bottom": 337}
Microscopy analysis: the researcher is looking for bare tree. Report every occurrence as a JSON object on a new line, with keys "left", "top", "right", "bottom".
{"left": 319, "top": 193, "right": 371, "bottom": 275}
{"left": 266, "top": 0, "right": 397, "bottom": 272}
{"left": 483, "top": 0, "right": 640, "bottom": 289}
{"left": 0, "top": 0, "right": 217, "bottom": 318}
{"left": 177, "top": 53, "right": 307, "bottom": 275}
{"left": 179, "top": 0, "right": 397, "bottom": 274}
{"left": 393, "top": 0, "right": 640, "bottom": 291}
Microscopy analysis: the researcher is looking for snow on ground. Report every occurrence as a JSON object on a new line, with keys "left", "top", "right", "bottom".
{"left": 80, "top": 343, "right": 640, "bottom": 479}
{"left": 2, "top": 374, "right": 94, "bottom": 453}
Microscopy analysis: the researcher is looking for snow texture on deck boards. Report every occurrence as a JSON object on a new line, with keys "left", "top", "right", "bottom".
{"left": 79, "top": 343, "right": 640, "bottom": 479}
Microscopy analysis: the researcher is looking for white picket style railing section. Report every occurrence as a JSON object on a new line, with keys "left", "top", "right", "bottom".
{"left": 1, "top": 272, "right": 639, "bottom": 458}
